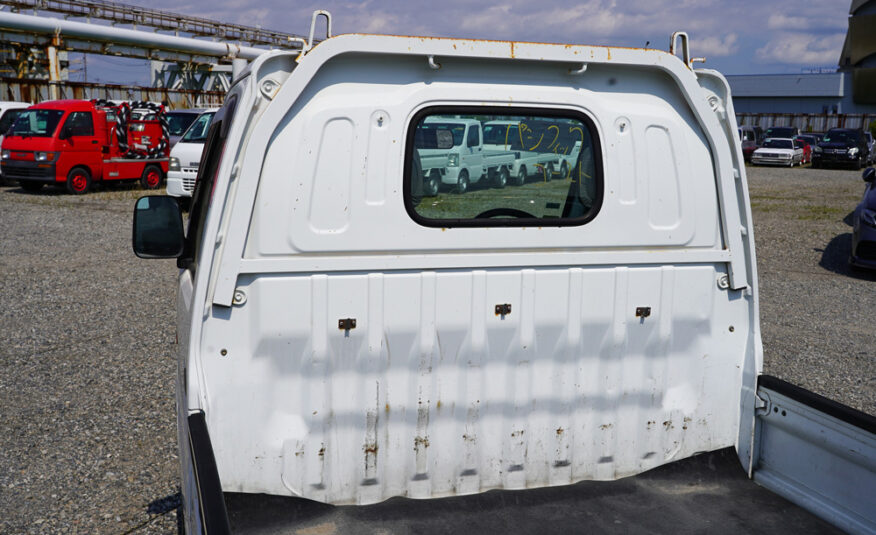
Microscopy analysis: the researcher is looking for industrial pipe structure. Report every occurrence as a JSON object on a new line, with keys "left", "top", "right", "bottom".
{"left": 0, "top": 10, "right": 276, "bottom": 98}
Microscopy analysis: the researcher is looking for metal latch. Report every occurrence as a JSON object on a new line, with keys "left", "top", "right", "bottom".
{"left": 635, "top": 307, "right": 651, "bottom": 318}
{"left": 495, "top": 304, "right": 511, "bottom": 317}
{"left": 338, "top": 318, "right": 357, "bottom": 330}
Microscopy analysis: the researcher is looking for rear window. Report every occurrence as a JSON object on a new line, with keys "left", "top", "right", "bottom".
{"left": 405, "top": 107, "right": 602, "bottom": 227}
{"left": 766, "top": 127, "right": 795, "bottom": 138}
{"left": 763, "top": 139, "right": 793, "bottom": 149}
{"left": 823, "top": 130, "right": 860, "bottom": 143}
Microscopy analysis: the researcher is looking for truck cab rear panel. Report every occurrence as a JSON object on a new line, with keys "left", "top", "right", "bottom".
{"left": 180, "top": 34, "right": 760, "bottom": 507}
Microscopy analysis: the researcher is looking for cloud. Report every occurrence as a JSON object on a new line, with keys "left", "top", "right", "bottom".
{"left": 692, "top": 33, "right": 739, "bottom": 58}
{"left": 767, "top": 14, "right": 810, "bottom": 30}
{"left": 755, "top": 32, "right": 845, "bottom": 65}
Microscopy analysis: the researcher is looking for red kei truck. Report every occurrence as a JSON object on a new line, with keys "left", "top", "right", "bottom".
{"left": 0, "top": 99, "right": 169, "bottom": 194}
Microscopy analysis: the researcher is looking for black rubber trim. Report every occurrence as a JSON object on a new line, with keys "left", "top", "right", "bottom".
{"left": 758, "top": 375, "right": 876, "bottom": 435}
{"left": 188, "top": 412, "right": 231, "bottom": 535}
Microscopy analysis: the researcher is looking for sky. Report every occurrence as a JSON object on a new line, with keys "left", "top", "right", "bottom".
{"left": 69, "top": 0, "right": 852, "bottom": 85}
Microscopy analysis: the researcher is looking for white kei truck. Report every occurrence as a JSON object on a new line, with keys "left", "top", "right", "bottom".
{"left": 416, "top": 117, "right": 515, "bottom": 193}
{"left": 132, "top": 15, "right": 875, "bottom": 535}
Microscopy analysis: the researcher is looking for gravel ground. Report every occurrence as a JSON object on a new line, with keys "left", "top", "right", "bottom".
{"left": 0, "top": 165, "right": 873, "bottom": 534}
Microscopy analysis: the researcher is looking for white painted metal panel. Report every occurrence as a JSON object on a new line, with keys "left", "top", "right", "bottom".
{"left": 201, "top": 264, "right": 748, "bottom": 504}
{"left": 186, "top": 35, "right": 761, "bottom": 509}
{"left": 245, "top": 55, "right": 718, "bottom": 260}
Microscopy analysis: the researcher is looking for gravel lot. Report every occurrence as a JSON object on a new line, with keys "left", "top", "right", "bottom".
{"left": 0, "top": 165, "right": 873, "bottom": 533}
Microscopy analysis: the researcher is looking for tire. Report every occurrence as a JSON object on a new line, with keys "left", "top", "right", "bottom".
{"left": 494, "top": 167, "right": 508, "bottom": 189}
{"left": 514, "top": 166, "right": 526, "bottom": 186}
{"left": 543, "top": 162, "right": 554, "bottom": 181}
{"left": 424, "top": 171, "right": 440, "bottom": 197}
{"left": 560, "top": 161, "right": 569, "bottom": 179}
{"left": 66, "top": 167, "right": 91, "bottom": 194}
{"left": 812, "top": 160, "right": 820, "bottom": 169}
{"left": 455, "top": 169, "right": 469, "bottom": 194}
{"left": 141, "top": 164, "right": 163, "bottom": 190}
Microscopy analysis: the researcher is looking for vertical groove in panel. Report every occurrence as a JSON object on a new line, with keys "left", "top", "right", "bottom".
{"left": 552, "top": 268, "right": 582, "bottom": 485}
{"left": 596, "top": 267, "right": 627, "bottom": 479}
{"left": 660, "top": 267, "right": 685, "bottom": 462}
{"left": 457, "top": 271, "right": 484, "bottom": 495}
{"left": 409, "top": 272, "right": 435, "bottom": 498}
{"left": 358, "top": 274, "right": 385, "bottom": 504}
{"left": 309, "top": 275, "right": 329, "bottom": 500}
{"left": 511, "top": 270, "right": 535, "bottom": 489}
{"left": 640, "top": 266, "right": 676, "bottom": 472}
{"left": 472, "top": 271, "right": 496, "bottom": 489}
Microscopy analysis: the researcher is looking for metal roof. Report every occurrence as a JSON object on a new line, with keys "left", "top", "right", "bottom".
{"left": 726, "top": 73, "right": 844, "bottom": 98}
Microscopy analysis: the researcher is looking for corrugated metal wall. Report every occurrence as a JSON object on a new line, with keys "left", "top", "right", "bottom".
{"left": 737, "top": 112, "right": 876, "bottom": 132}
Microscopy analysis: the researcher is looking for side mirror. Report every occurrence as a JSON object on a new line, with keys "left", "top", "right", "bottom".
{"left": 132, "top": 196, "right": 185, "bottom": 258}
{"left": 58, "top": 125, "right": 74, "bottom": 140}
{"left": 863, "top": 167, "right": 875, "bottom": 183}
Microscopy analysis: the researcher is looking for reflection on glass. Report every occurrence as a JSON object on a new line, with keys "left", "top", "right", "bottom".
{"left": 409, "top": 112, "right": 598, "bottom": 224}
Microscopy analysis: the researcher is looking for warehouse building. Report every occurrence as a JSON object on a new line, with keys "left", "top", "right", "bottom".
{"left": 728, "top": 0, "right": 876, "bottom": 116}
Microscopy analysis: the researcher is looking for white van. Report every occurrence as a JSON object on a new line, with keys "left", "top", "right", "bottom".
{"left": 133, "top": 22, "right": 875, "bottom": 534}
{"left": 0, "top": 101, "right": 30, "bottom": 184}
{"left": 166, "top": 109, "right": 217, "bottom": 199}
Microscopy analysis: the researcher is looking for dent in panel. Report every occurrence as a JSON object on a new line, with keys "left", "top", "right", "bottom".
{"left": 308, "top": 117, "right": 355, "bottom": 233}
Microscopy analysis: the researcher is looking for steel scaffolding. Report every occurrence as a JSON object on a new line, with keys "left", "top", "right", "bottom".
{"left": 1, "top": 0, "right": 307, "bottom": 47}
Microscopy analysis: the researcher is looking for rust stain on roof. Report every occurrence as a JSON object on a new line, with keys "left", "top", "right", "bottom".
{"left": 326, "top": 33, "right": 673, "bottom": 58}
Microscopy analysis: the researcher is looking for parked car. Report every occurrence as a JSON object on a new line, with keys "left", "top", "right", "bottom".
{"left": 751, "top": 137, "right": 804, "bottom": 166}
{"left": 794, "top": 136, "right": 812, "bottom": 164}
{"left": 738, "top": 125, "right": 760, "bottom": 162}
{"left": 851, "top": 167, "right": 876, "bottom": 270}
{"left": 864, "top": 132, "right": 875, "bottom": 165}
{"left": 0, "top": 101, "right": 30, "bottom": 184}
{"left": 166, "top": 109, "right": 217, "bottom": 199}
{"left": 765, "top": 125, "right": 799, "bottom": 139}
{"left": 812, "top": 128, "right": 870, "bottom": 169}
{"left": 165, "top": 108, "right": 212, "bottom": 147}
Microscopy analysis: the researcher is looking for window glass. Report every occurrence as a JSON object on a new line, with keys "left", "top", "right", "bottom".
{"left": 181, "top": 112, "right": 215, "bottom": 143}
{"left": 0, "top": 109, "right": 24, "bottom": 134}
{"left": 466, "top": 125, "right": 479, "bottom": 147}
{"left": 406, "top": 108, "right": 602, "bottom": 227}
{"left": 763, "top": 139, "right": 793, "bottom": 149}
{"left": 63, "top": 112, "right": 94, "bottom": 136}
{"left": 10, "top": 109, "right": 64, "bottom": 137}
{"left": 164, "top": 112, "right": 199, "bottom": 136}
{"left": 181, "top": 97, "right": 237, "bottom": 272}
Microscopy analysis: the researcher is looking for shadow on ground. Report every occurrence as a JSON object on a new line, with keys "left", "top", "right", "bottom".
{"left": 816, "top": 232, "right": 876, "bottom": 281}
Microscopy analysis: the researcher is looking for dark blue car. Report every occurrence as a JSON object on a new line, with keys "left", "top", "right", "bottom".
{"left": 851, "top": 167, "right": 876, "bottom": 270}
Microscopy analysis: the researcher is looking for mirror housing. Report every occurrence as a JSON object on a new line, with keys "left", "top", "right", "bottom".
{"left": 132, "top": 196, "right": 185, "bottom": 258}
{"left": 863, "top": 167, "right": 875, "bottom": 183}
